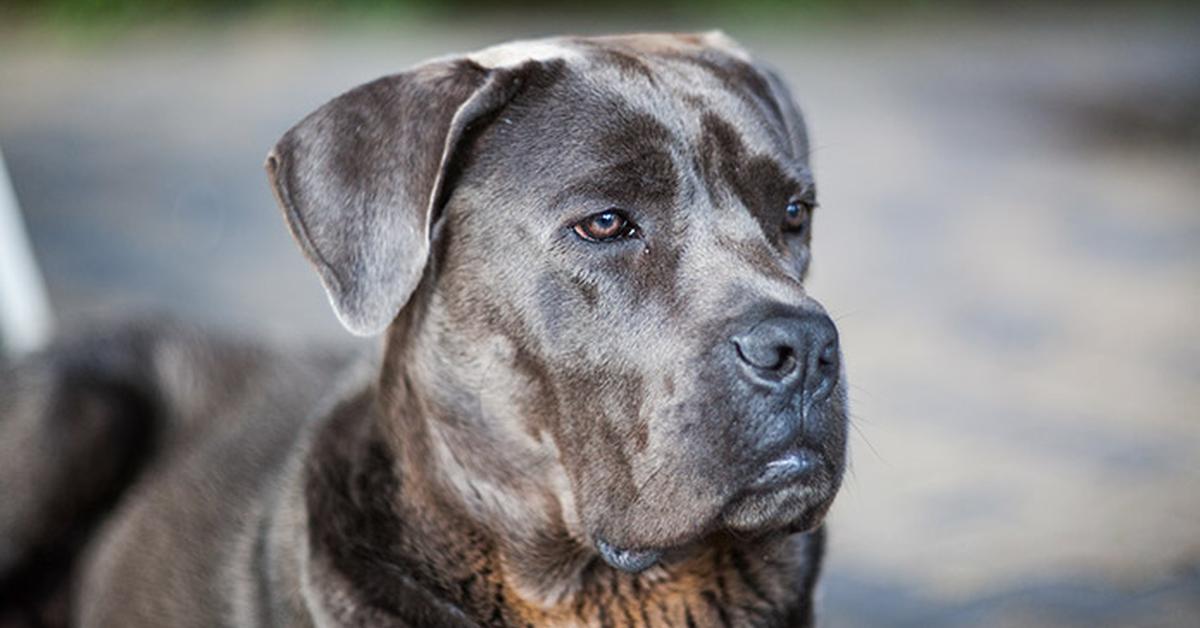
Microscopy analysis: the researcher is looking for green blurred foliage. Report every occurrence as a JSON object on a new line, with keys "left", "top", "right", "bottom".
{"left": 0, "top": 0, "right": 960, "bottom": 28}
{"left": 2, "top": 0, "right": 1190, "bottom": 35}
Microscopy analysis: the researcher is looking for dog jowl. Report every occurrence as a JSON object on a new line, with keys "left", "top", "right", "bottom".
{"left": 0, "top": 31, "right": 848, "bottom": 628}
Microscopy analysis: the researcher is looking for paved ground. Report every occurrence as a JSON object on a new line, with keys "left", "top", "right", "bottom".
{"left": 1, "top": 10, "right": 1198, "bottom": 626}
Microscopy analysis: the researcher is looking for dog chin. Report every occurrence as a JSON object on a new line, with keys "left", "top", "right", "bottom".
{"left": 592, "top": 481, "right": 836, "bottom": 574}
{"left": 719, "top": 481, "right": 837, "bottom": 535}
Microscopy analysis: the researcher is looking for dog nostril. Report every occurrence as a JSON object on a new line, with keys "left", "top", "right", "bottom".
{"left": 773, "top": 346, "right": 795, "bottom": 373}
{"left": 734, "top": 338, "right": 796, "bottom": 374}
{"left": 817, "top": 341, "right": 837, "bottom": 372}
{"left": 805, "top": 330, "right": 841, "bottom": 404}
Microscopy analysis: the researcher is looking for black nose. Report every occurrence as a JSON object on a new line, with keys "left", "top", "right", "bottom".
{"left": 732, "top": 312, "right": 839, "bottom": 401}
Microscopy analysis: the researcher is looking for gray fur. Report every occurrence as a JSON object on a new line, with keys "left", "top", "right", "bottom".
{"left": 0, "top": 32, "right": 847, "bottom": 628}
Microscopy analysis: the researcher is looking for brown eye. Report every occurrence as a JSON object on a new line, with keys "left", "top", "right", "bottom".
{"left": 573, "top": 210, "right": 637, "bottom": 242}
{"left": 783, "top": 200, "right": 812, "bottom": 234}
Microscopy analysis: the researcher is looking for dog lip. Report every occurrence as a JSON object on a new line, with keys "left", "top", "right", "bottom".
{"left": 749, "top": 448, "right": 820, "bottom": 491}
{"left": 595, "top": 538, "right": 663, "bottom": 573}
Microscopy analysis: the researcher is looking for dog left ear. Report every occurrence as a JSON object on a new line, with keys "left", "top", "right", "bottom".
{"left": 266, "top": 59, "right": 530, "bottom": 336}
{"left": 757, "top": 64, "right": 811, "bottom": 165}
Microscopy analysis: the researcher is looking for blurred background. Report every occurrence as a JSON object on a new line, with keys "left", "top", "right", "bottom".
{"left": 1, "top": 1, "right": 1197, "bottom": 626}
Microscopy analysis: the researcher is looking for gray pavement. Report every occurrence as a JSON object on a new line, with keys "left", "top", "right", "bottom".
{"left": 1, "top": 12, "right": 1198, "bottom": 626}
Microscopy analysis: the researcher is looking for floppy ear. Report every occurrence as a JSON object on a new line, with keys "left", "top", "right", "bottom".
{"left": 266, "top": 59, "right": 527, "bottom": 336}
{"left": 758, "top": 64, "right": 811, "bottom": 165}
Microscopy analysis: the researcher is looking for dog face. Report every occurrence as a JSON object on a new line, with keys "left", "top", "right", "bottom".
{"left": 268, "top": 33, "right": 846, "bottom": 572}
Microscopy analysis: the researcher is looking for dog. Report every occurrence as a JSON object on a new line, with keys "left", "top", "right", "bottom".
{"left": 0, "top": 32, "right": 848, "bottom": 627}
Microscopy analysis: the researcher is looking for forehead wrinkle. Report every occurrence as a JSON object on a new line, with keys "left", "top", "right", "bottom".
{"left": 702, "top": 91, "right": 792, "bottom": 161}
{"left": 575, "top": 40, "right": 658, "bottom": 84}
{"left": 549, "top": 149, "right": 680, "bottom": 215}
{"left": 559, "top": 72, "right": 807, "bottom": 253}
{"left": 695, "top": 111, "right": 807, "bottom": 247}
{"left": 531, "top": 79, "right": 697, "bottom": 215}
{"left": 627, "top": 52, "right": 793, "bottom": 158}
{"left": 467, "top": 50, "right": 805, "bottom": 236}
{"left": 575, "top": 53, "right": 791, "bottom": 170}
{"left": 469, "top": 66, "right": 686, "bottom": 207}
{"left": 675, "top": 50, "right": 789, "bottom": 135}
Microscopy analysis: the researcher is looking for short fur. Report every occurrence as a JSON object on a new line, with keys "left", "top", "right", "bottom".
{"left": 0, "top": 32, "right": 847, "bottom": 627}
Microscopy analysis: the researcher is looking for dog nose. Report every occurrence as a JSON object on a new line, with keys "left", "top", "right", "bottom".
{"left": 732, "top": 313, "right": 839, "bottom": 400}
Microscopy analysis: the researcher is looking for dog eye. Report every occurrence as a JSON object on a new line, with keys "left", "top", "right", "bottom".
{"left": 782, "top": 200, "right": 812, "bottom": 235}
{"left": 573, "top": 210, "right": 638, "bottom": 242}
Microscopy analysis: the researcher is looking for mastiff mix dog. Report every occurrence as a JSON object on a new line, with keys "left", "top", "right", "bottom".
{"left": 0, "top": 32, "right": 848, "bottom": 627}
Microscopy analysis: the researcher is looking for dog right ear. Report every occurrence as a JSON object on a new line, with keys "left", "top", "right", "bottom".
{"left": 266, "top": 59, "right": 529, "bottom": 336}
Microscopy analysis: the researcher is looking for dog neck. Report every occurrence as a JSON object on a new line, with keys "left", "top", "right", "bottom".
{"left": 297, "top": 317, "right": 823, "bottom": 626}
{"left": 377, "top": 296, "right": 603, "bottom": 602}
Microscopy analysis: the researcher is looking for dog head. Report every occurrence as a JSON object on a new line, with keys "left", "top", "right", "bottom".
{"left": 268, "top": 32, "right": 847, "bottom": 575}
